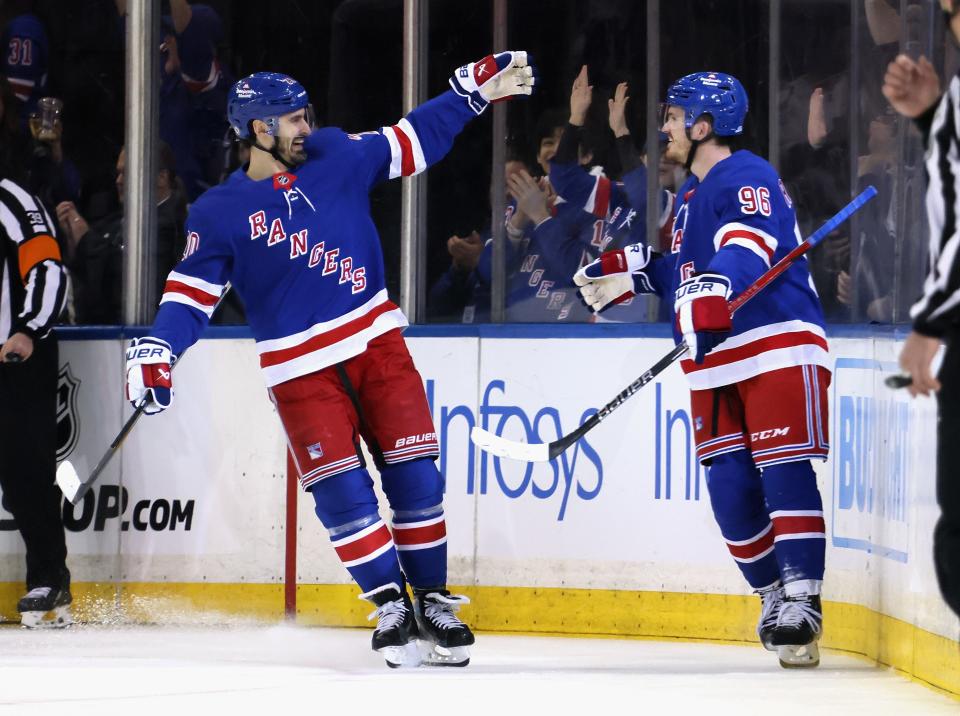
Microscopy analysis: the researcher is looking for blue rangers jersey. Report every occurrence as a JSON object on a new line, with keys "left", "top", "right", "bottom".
{"left": 150, "top": 90, "right": 476, "bottom": 386}
{"left": 550, "top": 157, "right": 674, "bottom": 322}
{"left": 646, "top": 150, "right": 829, "bottom": 389}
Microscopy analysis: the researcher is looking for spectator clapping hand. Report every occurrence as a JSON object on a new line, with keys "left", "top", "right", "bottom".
{"left": 507, "top": 169, "right": 550, "bottom": 224}
{"left": 570, "top": 65, "right": 593, "bottom": 126}
{"left": 447, "top": 231, "right": 483, "bottom": 273}
{"left": 608, "top": 82, "right": 630, "bottom": 138}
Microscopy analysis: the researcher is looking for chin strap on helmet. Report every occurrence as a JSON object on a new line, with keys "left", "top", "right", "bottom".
{"left": 247, "top": 118, "right": 300, "bottom": 170}
{"left": 683, "top": 128, "right": 714, "bottom": 171}
{"left": 251, "top": 136, "right": 300, "bottom": 170}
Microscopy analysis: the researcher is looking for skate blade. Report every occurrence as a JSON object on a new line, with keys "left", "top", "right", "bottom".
{"left": 21, "top": 605, "right": 74, "bottom": 630}
{"left": 777, "top": 642, "right": 820, "bottom": 669}
{"left": 380, "top": 641, "right": 422, "bottom": 669}
{"left": 417, "top": 641, "right": 470, "bottom": 667}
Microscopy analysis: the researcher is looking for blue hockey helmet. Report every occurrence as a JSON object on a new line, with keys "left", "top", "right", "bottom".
{"left": 663, "top": 72, "right": 748, "bottom": 137}
{"left": 227, "top": 72, "right": 310, "bottom": 139}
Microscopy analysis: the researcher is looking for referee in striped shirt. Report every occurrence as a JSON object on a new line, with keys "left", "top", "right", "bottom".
{"left": 0, "top": 174, "right": 70, "bottom": 621}
{"left": 883, "top": 0, "right": 960, "bottom": 619}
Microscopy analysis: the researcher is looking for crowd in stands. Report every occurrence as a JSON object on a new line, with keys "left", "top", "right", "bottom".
{"left": 0, "top": 0, "right": 933, "bottom": 328}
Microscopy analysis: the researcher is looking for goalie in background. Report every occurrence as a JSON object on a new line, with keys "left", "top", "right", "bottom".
{"left": 574, "top": 71, "right": 831, "bottom": 668}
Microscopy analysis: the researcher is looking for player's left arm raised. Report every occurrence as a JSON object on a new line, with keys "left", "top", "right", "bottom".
{"left": 352, "top": 51, "right": 536, "bottom": 187}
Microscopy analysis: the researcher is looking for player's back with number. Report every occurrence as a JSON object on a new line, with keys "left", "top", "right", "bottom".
{"left": 671, "top": 149, "right": 825, "bottom": 342}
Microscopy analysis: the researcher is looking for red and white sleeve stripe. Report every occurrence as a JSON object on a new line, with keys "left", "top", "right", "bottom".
{"left": 713, "top": 222, "right": 778, "bottom": 267}
{"left": 381, "top": 118, "right": 427, "bottom": 179}
{"left": 159, "top": 270, "right": 224, "bottom": 317}
{"left": 584, "top": 176, "right": 612, "bottom": 219}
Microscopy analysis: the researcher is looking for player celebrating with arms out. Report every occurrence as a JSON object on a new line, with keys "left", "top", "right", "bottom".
{"left": 124, "top": 54, "right": 535, "bottom": 667}
{"left": 574, "top": 73, "right": 831, "bottom": 668}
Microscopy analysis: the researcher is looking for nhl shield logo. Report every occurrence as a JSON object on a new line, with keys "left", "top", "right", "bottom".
{"left": 56, "top": 363, "right": 81, "bottom": 462}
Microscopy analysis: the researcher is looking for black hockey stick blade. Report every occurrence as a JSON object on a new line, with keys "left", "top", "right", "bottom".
{"left": 884, "top": 374, "right": 912, "bottom": 389}
{"left": 57, "top": 401, "right": 147, "bottom": 505}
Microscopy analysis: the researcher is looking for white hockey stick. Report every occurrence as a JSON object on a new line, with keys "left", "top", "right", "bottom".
{"left": 57, "top": 284, "right": 233, "bottom": 505}
{"left": 471, "top": 186, "right": 878, "bottom": 463}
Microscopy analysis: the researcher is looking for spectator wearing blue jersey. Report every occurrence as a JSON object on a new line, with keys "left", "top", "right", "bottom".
{"left": 0, "top": 4, "right": 48, "bottom": 118}
{"left": 427, "top": 157, "right": 525, "bottom": 322}
{"left": 551, "top": 68, "right": 678, "bottom": 323}
{"left": 429, "top": 110, "right": 601, "bottom": 323}
{"left": 114, "top": 0, "right": 230, "bottom": 201}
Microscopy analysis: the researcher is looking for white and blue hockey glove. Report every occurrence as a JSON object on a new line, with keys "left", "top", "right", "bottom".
{"left": 573, "top": 243, "right": 659, "bottom": 313}
{"left": 450, "top": 51, "right": 536, "bottom": 115}
{"left": 125, "top": 337, "right": 174, "bottom": 414}
{"left": 674, "top": 273, "right": 732, "bottom": 364}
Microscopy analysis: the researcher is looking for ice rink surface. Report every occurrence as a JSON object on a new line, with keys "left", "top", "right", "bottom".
{"left": 0, "top": 624, "right": 955, "bottom": 715}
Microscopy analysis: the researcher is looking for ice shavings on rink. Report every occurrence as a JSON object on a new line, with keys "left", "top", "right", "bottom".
{"left": 0, "top": 625, "right": 954, "bottom": 715}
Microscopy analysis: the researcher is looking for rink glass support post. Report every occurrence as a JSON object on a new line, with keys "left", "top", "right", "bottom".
{"left": 399, "top": 0, "right": 428, "bottom": 323}
{"left": 645, "top": 0, "right": 660, "bottom": 322}
{"left": 490, "top": 0, "right": 508, "bottom": 323}
{"left": 122, "top": 0, "right": 160, "bottom": 324}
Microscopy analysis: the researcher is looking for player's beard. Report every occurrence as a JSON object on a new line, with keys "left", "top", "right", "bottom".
{"left": 277, "top": 136, "right": 308, "bottom": 166}
{"left": 664, "top": 134, "right": 690, "bottom": 166}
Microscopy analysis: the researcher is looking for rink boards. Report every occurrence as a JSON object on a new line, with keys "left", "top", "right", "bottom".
{"left": 0, "top": 324, "right": 955, "bottom": 694}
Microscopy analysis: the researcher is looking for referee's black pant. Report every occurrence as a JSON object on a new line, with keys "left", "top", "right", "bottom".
{"left": 936, "top": 334, "right": 960, "bottom": 619}
{"left": 0, "top": 334, "right": 68, "bottom": 591}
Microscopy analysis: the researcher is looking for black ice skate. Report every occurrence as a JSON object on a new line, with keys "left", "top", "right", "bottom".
{"left": 361, "top": 583, "right": 421, "bottom": 668}
{"left": 413, "top": 588, "right": 475, "bottom": 667}
{"left": 17, "top": 585, "right": 73, "bottom": 629}
{"left": 770, "top": 594, "right": 822, "bottom": 668}
{"left": 755, "top": 582, "right": 784, "bottom": 651}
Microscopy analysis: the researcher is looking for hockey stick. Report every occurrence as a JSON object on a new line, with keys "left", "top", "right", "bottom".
{"left": 471, "top": 185, "right": 878, "bottom": 462}
{"left": 56, "top": 285, "right": 233, "bottom": 505}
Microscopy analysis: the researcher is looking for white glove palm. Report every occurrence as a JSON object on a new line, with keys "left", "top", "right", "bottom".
{"left": 450, "top": 51, "right": 536, "bottom": 115}
{"left": 573, "top": 243, "right": 659, "bottom": 313}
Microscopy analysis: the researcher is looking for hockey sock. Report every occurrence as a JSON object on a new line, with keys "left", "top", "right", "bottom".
{"left": 310, "top": 468, "right": 404, "bottom": 593}
{"left": 381, "top": 458, "right": 448, "bottom": 588}
{"left": 762, "top": 460, "right": 826, "bottom": 588}
{"left": 706, "top": 450, "right": 781, "bottom": 589}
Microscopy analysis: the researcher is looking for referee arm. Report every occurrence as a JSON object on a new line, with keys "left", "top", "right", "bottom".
{"left": 0, "top": 181, "right": 67, "bottom": 362}
{"left": 883, "top": 54, "right": 953, "bottom": 396}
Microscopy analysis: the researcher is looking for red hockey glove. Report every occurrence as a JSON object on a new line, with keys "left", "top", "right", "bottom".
{"left": 674, "top": 273, "right": 732, "bottom": 364}
{"left": 125, "top": 337, "right": 174, "bottom": 414}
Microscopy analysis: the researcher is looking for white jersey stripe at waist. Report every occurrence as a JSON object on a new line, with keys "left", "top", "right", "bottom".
{"left": 260, "top": 308, "right": 407, "bottom": 387}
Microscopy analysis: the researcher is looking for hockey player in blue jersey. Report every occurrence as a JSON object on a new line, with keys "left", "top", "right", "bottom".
{"left": 574, "top": 72, "right": 830, "bottom": 668}
{"left": 123, "top": 53, "right": 535, "bottom": 667}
